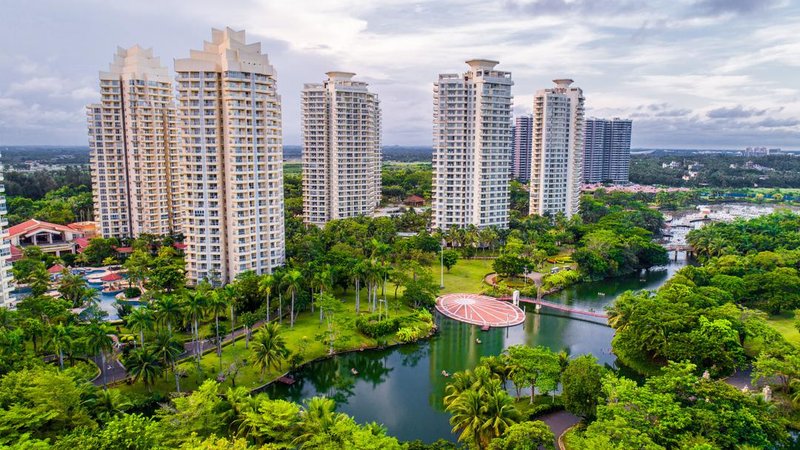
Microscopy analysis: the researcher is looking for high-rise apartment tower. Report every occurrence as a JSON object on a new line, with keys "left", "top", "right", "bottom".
{"left": 87, "top": 46, "right": 182, "bottom": 238}
{"left": 175, "top": 28, "right": 285, "bottom": 285}
{"left": 583, "top": 118, "right": 632, "bottom": 183}
{"left": 302, "top": 72, "right": 381, "bottom": 226}
{"left": 432, "top": 60, "right": 513, "bottom": 230}
{"left": 529, "top": 79, "right": 585, "bottom": 218}
{"left": 512, "top": 115, "right": 533, "bottom": 182}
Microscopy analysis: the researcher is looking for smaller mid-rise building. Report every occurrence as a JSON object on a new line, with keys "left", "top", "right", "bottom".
{"left": 583, "top": 118, "right": 632, "bottom": 184}
{"left": 512, "top": 115, "right": 533, "bottom": 182}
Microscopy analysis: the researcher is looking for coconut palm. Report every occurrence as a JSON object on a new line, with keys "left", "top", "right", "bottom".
{"left": 283, "top": 270, "right": 303, "bottom": 328}
{"left": 250, "top": 322, "right": 289, "bottom": 382}
{"left": 481, "top": 386, "right": 521, "bottom": 443}
{"left": 184, "top": 290, "right": 208, "bottom": 363}
{"left": 294, "top": 396, "right": 341, "bottom": 446}
{"left": 154, "top": 294, "right": 183, "bottom": 333}
{"left": 443, "top": 369, "right": 477, "bottom": 408}
{"left": 208, "top": 290, "right": 228, "bottom": 362}
{"left": 125, "top": 307, "right": 154, "bottom": 348}
{"left": 151, "top": 329, "right": 183, "bottom": 392}
{"left": 259, "top": 274, "right": 274, "bottom": 322}
{"left": 125, "top": 348, "right": 162, "bottom": 392}
{"left": 82, "top": 322, "right": 115, "bottom": 389}
{"left": 47, "top": 323, "right": 74, "bottom": 369}
{"left": 90, "top": 388, "right": 132, "bottom": 419}
{"left": 447, "top": 389, "right": 485, "bottom": 447}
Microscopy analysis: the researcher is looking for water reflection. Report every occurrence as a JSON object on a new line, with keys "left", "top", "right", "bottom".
{"left": 266, "top": 261, "right": 685, "bottom": 442}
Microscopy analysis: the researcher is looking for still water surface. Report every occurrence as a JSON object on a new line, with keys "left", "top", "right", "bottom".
{"left": 267, "top": 261, "right": 685, "bottom": 442}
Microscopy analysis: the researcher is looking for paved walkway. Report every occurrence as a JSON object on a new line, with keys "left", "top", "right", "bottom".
{"left": 91, "top": 314, "right": 279, "bottom": 387}
{"left": 539, "top": 410, "right": 580, "bottom": 448}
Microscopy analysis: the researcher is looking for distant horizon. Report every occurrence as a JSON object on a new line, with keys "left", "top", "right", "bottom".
{"left": 2, "top": 1, "right": 799, "bottom": 148}
{"left": 2, "top": 144, "right": 799, "bottom": 153}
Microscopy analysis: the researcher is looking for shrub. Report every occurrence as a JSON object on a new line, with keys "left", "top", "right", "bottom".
{"left": 542, "top": 270, "right": 582, "bottom": 291}
{"left": 356, "top": 315, "right": 401, "bottom": 338}
{"left": 396, "top": 322, "right": 433, "bottom": 343}
{"left": 124, "top": 287, "right": 142, "bottom": 298}
{"left": 416, "top": 308, "right": 433, "bottom": 324}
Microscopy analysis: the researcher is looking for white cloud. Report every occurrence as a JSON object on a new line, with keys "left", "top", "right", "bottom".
{"left": 0, "top": 0, "right": 798, "bottom": 147}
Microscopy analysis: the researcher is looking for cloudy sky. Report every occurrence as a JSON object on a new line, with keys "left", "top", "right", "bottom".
{"left": 1, "top": 0, "right": 799, "bottom": 149}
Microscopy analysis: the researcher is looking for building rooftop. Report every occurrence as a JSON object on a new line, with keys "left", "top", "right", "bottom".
{"left": 7, "top": 219, "right": 83, "bottom": 239}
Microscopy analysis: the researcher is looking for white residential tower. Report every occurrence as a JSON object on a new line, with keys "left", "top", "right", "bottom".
{"left": 175, "top": 28, "right": 285, "bottom": 285}
{"left": 302, "top": 72, "right": 381, "bottom": 226}
{"left": 432, "top": 60, "right": 513, "bottom": 230}
{"left": 0, "top": 153, "right": 12, "bottom": 307}
{"left": 529, "top": 79, "right": 585, "bottom": 218}
{"left": 87, "top": 46, "right": 182, "bottom": 238}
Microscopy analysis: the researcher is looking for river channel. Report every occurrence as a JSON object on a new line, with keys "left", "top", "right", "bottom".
{"left": 267, "top": 203, "right": 787, "bottom": 442}
{"left": 266, "top": 262, "right": 685, "bottom": 442}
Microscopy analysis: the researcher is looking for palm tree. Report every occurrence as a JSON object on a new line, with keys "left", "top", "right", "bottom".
{"left": 250, "top": 322, "right": 289, "bottom": 382}
{"left": 151, "top": 329, "right": 184, "bottom": 393}
{"left": 154, "top": 294, "right": 183, "bottom": 333}
{"left": 91, "top": 388, "right": 132, "bottom": 419}
{"left": 184, "top": 290, "right": 208, "bottom": 363}
{"left": 311, "top": 266, "right": 332, "bottom": 323}
{"left": 443, "top": 369, "right": 477, "bottom": 407}
{"left": 283, "top": 270, "right": 303, "bottom": 328}
{"left": 124, "top": 348, "right": 162, "bottom": 392}
{"left": 447, "top": 389, "right": 485, "bottom": 447}
{"left": 259, "top": 274, "right": 274, "bottom": 322}
{"left": 218, "top": 284, "right": 238, "bottom": 344}
{"left": 480, "top": 388, "right": 520, "bottom": 445}
{"left": 125, "top": 307, "right": 154, "bottom": 348}
{"left": 208, "top": 290, "right": 229, "bottom": 362}
{"left": 82, "top": 322, "right": 115, "bottom": 389}
{"left": 295, "top": 396, "right": 340, "bottom": 446}
{"left": 47, "top": 323, "right": 73, "bottom": 369}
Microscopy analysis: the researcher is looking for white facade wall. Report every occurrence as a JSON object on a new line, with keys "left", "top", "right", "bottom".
{"left": 0, "top": 153, "right": 12, "bottom": 307}
{"left": 432, "top": 60, "right": 513, "bottom": 230}
{"left": 529, "top": 79, "right": 585, "bottom": 218}
{"left": 302, "top": 72, "right": 381, "bottom": 226}
{"left": 87, "top": 46, "right": 182, "bottom": 238}
{"left": 175, "top": 28, "right": 285, "bottom": 285}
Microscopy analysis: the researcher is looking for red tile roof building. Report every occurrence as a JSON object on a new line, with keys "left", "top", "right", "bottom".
{"left": 6, "top": 219, "right": 86, "bottom": 262}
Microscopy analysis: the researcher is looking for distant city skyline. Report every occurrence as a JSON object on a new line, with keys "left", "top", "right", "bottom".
{"left": 1, "top": 0, "right": 799, "bottom": 149}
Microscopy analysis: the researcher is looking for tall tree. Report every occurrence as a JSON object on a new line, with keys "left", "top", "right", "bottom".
{"left": 125, "top": 348, "right": 162, "bottom": 393}
{"left": 82, "top": 322, "right": 115, "bottom": 389}
{"left": 250, "top": 322, "right": 289, "bottom": 382}
{"left": 283, "top": 270, "right": 303, "bottom": 328}
{"left": 125, "top": 307, "right": 154, "bottom": 348}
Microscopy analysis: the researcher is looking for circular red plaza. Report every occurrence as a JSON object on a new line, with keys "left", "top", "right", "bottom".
{"left": 436, "top": 293, "right": 525, "bottom": 328}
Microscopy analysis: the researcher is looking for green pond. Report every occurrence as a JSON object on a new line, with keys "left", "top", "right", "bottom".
{"left": 266, "top": 261, "right": 685, "bottom": 442}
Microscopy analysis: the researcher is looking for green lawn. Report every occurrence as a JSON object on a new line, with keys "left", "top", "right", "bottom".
{"left": 118, "top": 289, "right": 424, "bottom": 397}
{"left": 434, "top": 258, "right": 495, "bottom": 294}
{"left": 118, "top": 257, "right": 495, "bottom": 398}
{"left": 284, "top": 163, "right": 302, "bottom": 176}
{"left": 766, "top": 311, "right": 800, "bottom": 347}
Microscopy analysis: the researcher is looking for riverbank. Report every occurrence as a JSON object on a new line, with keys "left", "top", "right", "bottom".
{"left": 117, "top": 295, "right": 432, "bottom": 397}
